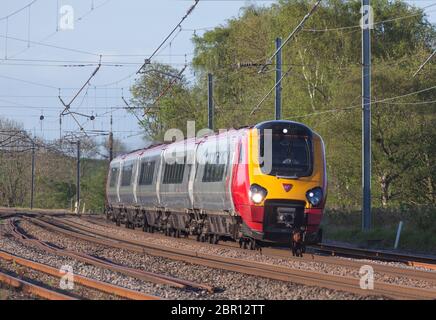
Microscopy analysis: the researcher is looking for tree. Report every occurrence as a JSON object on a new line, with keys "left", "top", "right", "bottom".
{"left": 0, "top": 118, "right": 30, "bottom": 207}
{"left": 130, "top": 0, "right": 436, "bottom": 208}
{"left": 102, "top": 136, "right": 128, "bottom": 159}
{"left": 130, "top": 63, "right": 205, "bottom": 141}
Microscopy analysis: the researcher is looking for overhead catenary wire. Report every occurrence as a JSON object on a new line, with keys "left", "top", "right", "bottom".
{"left": 76, "top": 0, "right": 112, "bottom": 21}
{"left": 0, "top": 1, "right": 143, "bottom": 145}
{"left": 0, "top": 0, "right": 38, "bottom": 21}
{"left": 223, "top": 84, "right": 436, "bottom": 120}
{"left": 303, "top": 3, "right": 436, "bottom": 32}
{"left": 0, "top": 0, "right": 116, "bottom": 69}
{"left": 58, "top": 57, "right": 103, "bottom": 138}
{"left": 0, "top": 33, "right": 101, "bottom": 57}
{"left": 282, "top": 84, "right": 436, "bottom": 119}
{"left": 2, "top": 0, "right": 432, "bottom": 148}
{"left": 412, "top": 49, "right": 436, "bottom": 77}
{"left": 94, "top": 2, "right": 436, "bottom": 90}
{"left": 0, "top": 57, "right": 191, "bottom": 65}
{"left": 250, "top": 67, "right": 293, "bottom": 115}
{"left": 136, "top": 0, "right": 200, "bottom": 74}
{"left": 143, "top": 64, "right": 188, "bottom": 116}
{"left": 251, "top": 0, "right": 323, "bottom": 114}
{"left": 59, "top": 57, "right": 103, "bottom": 115}
{"left": 0, "top": 74, "right": 58, "bottom": 89}
{"left": 249, "top": 3, "right": 436, "bottom": 116}
{"left": 258, "top": 0, "right": 322, "bottom": 73}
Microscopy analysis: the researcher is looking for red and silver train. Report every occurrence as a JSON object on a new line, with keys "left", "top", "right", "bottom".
{"left": 105, "top": 120, "right": 327, "bottom": 252}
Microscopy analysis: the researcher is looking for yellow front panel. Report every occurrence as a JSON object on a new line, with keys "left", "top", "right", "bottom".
{"left": 247, "top": 128, "right": 326, "bottom": 209}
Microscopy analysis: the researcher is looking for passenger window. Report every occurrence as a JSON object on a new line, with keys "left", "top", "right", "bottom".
{"left": 202, "top": 152, "right": 227, "bottom": 183}
{"left": 162, "top": 160, "right": 185, "bottom": 184}
{"left": 121, "top": 164, "right": 133, "bottom": 187}
{"left": 139, "top": 161, "right": 155, "bottom": 186}
{"left": 109, "top": 167, "right": 119, "bottom": 187}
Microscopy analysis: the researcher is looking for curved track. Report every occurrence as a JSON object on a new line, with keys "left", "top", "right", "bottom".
{"left": 80, "top": 215, "right": 436, "bottom": 284}
{"left": 0, "top": 250, "right": 159, "bottom": 300}
{"left": 23, "top": 215, "right": 436, "bottom": 300}
{"left": 6, "top": 219, "right": 213, "bottom": 294}
{"left": 0, "top": 270, "right": 77, "bottom": 300}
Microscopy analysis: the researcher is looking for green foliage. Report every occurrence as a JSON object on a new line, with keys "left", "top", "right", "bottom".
{"left": 80, "top": 159, "right": 107, "bottom": 212}
{"left": 132, "top": 0, "right": 436, "bottom": 211}
{"left": 0, "top": 118, "right": 108, "bottom": 212}
{"left": 130, "top": 63, "right": 208, "bottom": 140}
{"left": 322, "top": 206, "right": 436, "bottom": 252}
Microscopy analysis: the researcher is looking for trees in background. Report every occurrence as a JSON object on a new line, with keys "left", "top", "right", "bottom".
{"left": 0, "top": 119, "right": 108, "bottom": 211}
{"left": 2, "top": 1, "right": 433, "bottom": 211}
{"left": 0, "top": 118, "right": 29, "bottom": 207}
{"left": 131, "top": 0, "right": 436, "bottom": 209}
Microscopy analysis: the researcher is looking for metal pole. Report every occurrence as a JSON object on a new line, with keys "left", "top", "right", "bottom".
{"left": 275, "top": 37, "right": 282, "bottom": 120}
{"left": 59, "top": 115, "right": 62, "bottom": 140}
{"left": 109, "top": 132, "right": 114, "bottom": 162}
{"left": 394, "top": 221, "right": 403, "bottom": 249}
{"left": 109, "top": 114, "right": 114, "bottom": 162}
{"left": 30, "top": 141, "right": 35, "bottom": 210}
{"left": 76, "top": 140, "right": 81, "bottom": 214}
{"left": 362, "top": 0, "right": 372, "bottom": 231}
{"left": 208, "top": 73, "right": 214, "bottom": 131}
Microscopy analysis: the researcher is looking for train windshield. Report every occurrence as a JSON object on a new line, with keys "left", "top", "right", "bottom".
{"left": 259, "top": 125, "right": 313, "bottom": 178}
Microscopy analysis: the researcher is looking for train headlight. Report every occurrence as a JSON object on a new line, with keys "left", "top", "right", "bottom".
{"left": 306, "top": 187, "right": 323, "bottom": 206}
{"left": 249, "top": 184, "right": 268, "bottom": 204}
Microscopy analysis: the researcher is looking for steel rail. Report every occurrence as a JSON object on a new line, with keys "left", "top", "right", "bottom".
{"left": 0, "top": 250, "right": 160, "bottom": 300}
{"left": 311, "top": 244, "right": 436, "bottom": 266}
{"left": 264, "top": 246, "right": 436, "bottom": 281}
{"left": 76, "top": 216, "right": 436, "bottom": 284}
{"left": 6, "top": 220, "right": 187, "bottom": 290}
{"left": 0, "top": 207, "right": 71, "bottom": 219}
{"left": 9, "top": 219, "right": 214, "bottom": 293}
{"left": 33, "top": 217, "right": 436, "bottom": 300}
{"left": 0, "top": 271, "right": 77, "bottom": 300}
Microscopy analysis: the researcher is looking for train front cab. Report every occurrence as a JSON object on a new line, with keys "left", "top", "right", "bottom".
{"left": 232, "top": 121, "right": 327, "bottom": 246}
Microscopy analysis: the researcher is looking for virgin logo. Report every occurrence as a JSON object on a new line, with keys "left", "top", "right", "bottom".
{"left": 283, "top": 184, "right": 293, "bottom": 192}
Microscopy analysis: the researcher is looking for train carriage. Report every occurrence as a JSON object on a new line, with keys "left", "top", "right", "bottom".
{"left": 106, "top": 120, "right": 327, "bottom": 253}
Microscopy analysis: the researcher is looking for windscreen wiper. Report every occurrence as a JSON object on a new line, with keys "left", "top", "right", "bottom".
{"left": 276, "top": 174, "right": 300, "bottom": 180}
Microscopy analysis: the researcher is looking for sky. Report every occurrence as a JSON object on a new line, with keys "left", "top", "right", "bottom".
{"left": 0, "top": 0, "right": 435, "bottom": 152}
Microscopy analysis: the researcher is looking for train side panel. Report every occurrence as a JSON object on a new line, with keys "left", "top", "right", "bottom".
{"left": 136, "top": 147, "right": 163, "bottom": 209}
{"left": 118, "top": 158, "right": 137, "bottom": 205}
{"left": 192, "top": 132, "right": 237, "bottom": 213}
{"left": 107, "top": 160, "right": 121, "bottom": 205}
{"left": 158, "top": 139, "right": 195, "bottom": 211}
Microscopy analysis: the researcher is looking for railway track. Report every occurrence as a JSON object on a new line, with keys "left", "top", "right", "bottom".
{"left": 79, "top": 215, "right": 436, "bottom": 270}
{"left": 0, "top": 270, "right": 77, "bottom": 300}
{"left": 0, "top": 250, "right": 159, "bottom": 300}
{"left": 310, "top": 244, "right": 436, "bottom": 269}
{"left": 21, "top": 215, "right": 436, "bottom": 300}
{"left": 5, "top": 219, "right": 213, "bottom": 294}
{"left": 3, "top": 210, "right": 435, "bottom": 270}
{"left": 0, "top": 208, "right": 70, "bottom": 220}
{"left": 77, "top": 215, "right": 436, "bottom": 284}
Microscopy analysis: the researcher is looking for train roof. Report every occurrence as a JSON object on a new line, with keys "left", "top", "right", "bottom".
{"left": 111, "top": 127, "right": 246, "bottom": 163}
{"left": 111, "top": 120, "right": 315, "bottom": 163}
{"left": 112, "top": 143, "right": 166, "bottom": 162}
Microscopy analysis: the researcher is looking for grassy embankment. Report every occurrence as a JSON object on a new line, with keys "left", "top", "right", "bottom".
{"left": 321, "top": 206, "right": 436, "bottom": 254}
